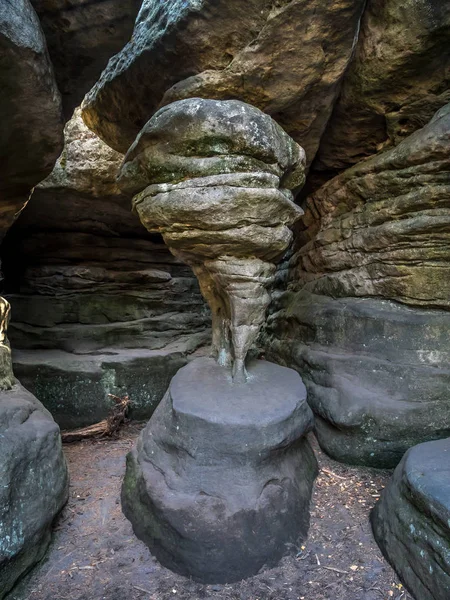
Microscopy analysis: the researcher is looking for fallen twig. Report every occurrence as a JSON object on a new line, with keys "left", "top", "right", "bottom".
{"left": 321, "top": 468, "right": 347, "bottom": 481}
{"left": 133, "top": 585, "right": 153, "bottom": 595}
{"left": 322, "top": 566, "right": 350, "bottom": 575}
{"left": 61, "top": 395, "right": 130, "bottom": 443}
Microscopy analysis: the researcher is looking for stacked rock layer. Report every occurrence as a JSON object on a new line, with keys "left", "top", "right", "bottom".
{"left": 265, "top": 103, "right": 450, "bottom": 467}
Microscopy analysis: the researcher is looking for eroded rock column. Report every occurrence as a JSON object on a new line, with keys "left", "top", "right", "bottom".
{"left": 120, "top": 98, "right": 318, "bottom": 582}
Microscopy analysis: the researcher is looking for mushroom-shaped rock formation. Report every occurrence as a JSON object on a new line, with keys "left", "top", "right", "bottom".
{"left": 118, "top": 98, "right": 305, "bottom": 381}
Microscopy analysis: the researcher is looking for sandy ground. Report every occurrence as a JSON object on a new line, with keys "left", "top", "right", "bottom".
{"left": 8, "top": 423, "right": 412, "bottom": 600}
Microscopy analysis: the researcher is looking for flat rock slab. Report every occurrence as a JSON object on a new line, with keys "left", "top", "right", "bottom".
{"left": 0, "top": 383, "right": 68, "bottom": 599}
{"left": 12, "top": 345, "right": 199, "bottom": 429}
{"left": 122, "top": 357, "right": 318, "bottom": 583}
{"left": 371, "top": 438, "right": 450, "bottom": 600}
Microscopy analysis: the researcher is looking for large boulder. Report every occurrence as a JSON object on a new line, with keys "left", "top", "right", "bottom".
{"left": 0, "top": 384, "right": 69, "bottom": 599}
{"left": 122, "top": 357, "right": 318, "bottom": 583}
{"left": 30, "top": 0, "right": 143, "bottom": 118}
{"left": 316, "top": 0, "right": 450, "bottom": 171}
{"left": 0, "top": 0, "right": 64, "bottom": 237}
{"left": 81, "top": 0, "right": 366, "bottom": 164}
{"left": 2, "top": 109, "right": 209, "bottom": 427}
{"left": 371, "top": 438, "right": 450, "bottom": 600}
{"left": 264, "top": 104, "right": 450, "bottom": 467}
{"left": 0, "top": 299, "right": 68, "bottom": 598}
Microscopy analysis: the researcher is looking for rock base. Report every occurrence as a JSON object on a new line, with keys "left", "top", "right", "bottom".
{"left": 371, "top": 438, "right": 450, "bottom": 600}
{"left": 265, "top": 291, "right": 450, "bottom": 467}
{"left": 122, "top": 357, "right": 317, "bottom": 583}
{"left": 0, "top": 384, "right": 68, "bottom": 599}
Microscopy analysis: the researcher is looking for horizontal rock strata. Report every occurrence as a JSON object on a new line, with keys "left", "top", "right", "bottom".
{"left": 81, "top": 0, "right": 366, "bottom": 165}
{"left": 3, "top": 109, "right": 209, "bottom": 426}
{"left": 264, "top": 104, "right": 450, "bottom": 467}
{"left": 119, "top": 98, "right": 305, "bottom": 381}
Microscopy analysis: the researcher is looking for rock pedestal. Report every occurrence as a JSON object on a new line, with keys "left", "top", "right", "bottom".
{"left": 122, "top": 357, "right": 317, "bottom": 583}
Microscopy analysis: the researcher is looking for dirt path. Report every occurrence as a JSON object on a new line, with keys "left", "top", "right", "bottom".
{"left": 9, "top": 424, "right": 411, "bottom": 600}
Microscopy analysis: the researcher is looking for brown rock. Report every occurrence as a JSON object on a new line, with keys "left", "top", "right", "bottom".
{"left": 316, "top": 0, "right": 450, "bottom": 171}
{"left": 264, "top": 104, "right": 450, "bottom": 467}
{"left": 119, "top": 98, "right": 305, "bottom": 381}
{"left": 81, "top": 0, "right": 366, "bottom": 165}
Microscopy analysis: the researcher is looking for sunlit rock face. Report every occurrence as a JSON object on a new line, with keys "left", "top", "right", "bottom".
{"left": 264, "top": 103, "right": 450, "bottom": 468}
{"left": 81, "top": 0, "right": 366, "bottom": 165}
{"left": 119, "top": 98, "right": 305, "bottom": 381}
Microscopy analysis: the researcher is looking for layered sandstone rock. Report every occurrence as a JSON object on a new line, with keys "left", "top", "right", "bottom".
{"left": 81, "top": 0, "right": 366, "bottom": 164}
{"left": 265, "top": 104, "right": 450, "bottom": 467}
{"left": 3, "top": 110, "right": 209, "bottom": 427}
{"left": 316, "top": 0, "right": 450, "bottom": 171}
{"left": 0, "top": 0, "right": 64, "bottom": 238}
{"left": 119, "top": 98, "right": 305, "bottom": 381}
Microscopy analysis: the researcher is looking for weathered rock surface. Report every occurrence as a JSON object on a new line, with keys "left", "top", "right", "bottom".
{"left": 81, "top": 0, "right": 366, "bottom": 164}
{"left": 264, "top": 104, "right": 450, "bottom": 467}
{"left": 0, "top": 297, "right": 68, "bottom": 597}
{"left": 122, "top": 357, "right": 318, "bottom": 583}
{"left": 316, "top": 0, "right": 450, "bottom": 171}
{"left": 30, "top": 0, "right": 143, "bottom": 118}
{"left": 119, "top": 98, "right": 305, "bottom": 381}
{"left": 13, "top": 344, "right": 203, "bottom": 430}
{"left": 371, "top": 438, "right": 450, "bottom": 600}
{"left": 0, "top": 0, "right": 64, "bottom": 237}
{"left": 2, "top": 109, "right": 209, "bottom": 426}
{"left": 0, "top": 384, "right": 69, "bottom": 599}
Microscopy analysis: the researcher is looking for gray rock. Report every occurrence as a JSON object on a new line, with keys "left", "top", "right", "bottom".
{"left": 371, "top": 438, "right": 450, "bottom": 600}
{"left": 0, "top": 0, "right": 64, "bottom": 237}
{"left": 122, "top": 357, "right": 317, "bottom": 583}
{"left": 30, "top": 0, "right": 143, "bottom": 118}
{"left": 119, "top": 98, "right": 304, "bottom": 381}
{"left": 3, "top": 109, "right": 208, "bottom": 356}
{"left": 81, "top": 0, "right": 366, "bottom": 164}
{"left": 265, "top": 291, "right": 450, "bottom": 468}
{"left": 2, "top": 109, "right": 209, "bottom": 426}
{"left": 12, "top": 344, "right": 208, "bottom": 429}
{"left": 0, "top": 383, "right": 68, "bottom": 599}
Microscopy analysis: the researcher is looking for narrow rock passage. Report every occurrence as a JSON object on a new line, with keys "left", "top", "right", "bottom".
{"left": 8, "top": 424, "right": 411, "bottom": 600}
